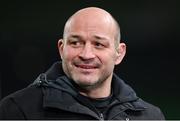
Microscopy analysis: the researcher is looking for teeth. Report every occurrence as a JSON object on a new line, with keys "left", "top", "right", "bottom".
{"left": 77, "top": 65, "right": 95, "bottom": 69}
{"left": 80, "top": 66, "right": 93, "bottom": 69}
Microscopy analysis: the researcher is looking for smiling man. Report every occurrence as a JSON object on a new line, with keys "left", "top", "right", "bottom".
{"left": 0, "top": 7, "right": 165, "bottom": 120}
{"left": 58, "top": 8, "right": 125, "bottom": 98}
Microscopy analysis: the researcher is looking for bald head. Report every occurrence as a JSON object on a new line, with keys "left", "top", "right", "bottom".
{"left": 63, "top": 7, "right": 121, "bottom": 47}
{"left": 58, "top": 7, "right": 126, "bottom": 93}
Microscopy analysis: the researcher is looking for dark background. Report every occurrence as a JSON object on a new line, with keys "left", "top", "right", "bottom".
{"left": 0, "top": 0, "right": 179, "bottom": 119}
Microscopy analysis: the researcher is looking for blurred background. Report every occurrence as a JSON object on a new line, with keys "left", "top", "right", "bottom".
{"left": 0, "top": 0, "right": 179, "bottom": 119}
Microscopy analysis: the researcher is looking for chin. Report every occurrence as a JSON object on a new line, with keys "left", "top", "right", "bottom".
{"left": 74, "top": 77, "right": 102, "bottom": 90}
{"left": 76, "top": 79, "right": 97, "bottom": 85}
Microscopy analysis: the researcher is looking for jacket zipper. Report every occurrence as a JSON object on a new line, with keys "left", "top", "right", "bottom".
{"left": 99, "top": 113, "right": 104, "bottom": 121}
{"left": 126, "top": 117, "right": 129, "bottom": 121}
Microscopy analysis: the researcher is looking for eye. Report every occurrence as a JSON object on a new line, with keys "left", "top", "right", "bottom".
{"left": 94, "top": 42, "right": 105, "bottom": 49}
{"left": 69, "top": 40, "right": 83, "bottom": 48}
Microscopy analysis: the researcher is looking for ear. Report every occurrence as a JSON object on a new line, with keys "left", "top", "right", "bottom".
{"left": 58, "top": 39, "right": 64, "bottom": 59}
{"left": 115, "top": 43, "right": 126, "bottom": 65}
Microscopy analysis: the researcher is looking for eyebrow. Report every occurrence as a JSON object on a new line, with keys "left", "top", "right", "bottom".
{"left": 93, "top": 35, "right": 109, "bottom": 41}
{"left": 68, "top": 34, "right": 110, "bottom": 42}
{"left": 68, "top": 35, "right": 83, "bottom": 40}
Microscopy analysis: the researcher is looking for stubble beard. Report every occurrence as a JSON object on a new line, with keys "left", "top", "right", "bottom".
{"left": 73, "top": 69, "right": 113, "bottom": 92}
{"left": 62, "top": 59, "right": 113, "bottom": 91}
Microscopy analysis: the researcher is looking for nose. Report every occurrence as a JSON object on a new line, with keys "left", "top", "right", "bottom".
{"left": 79, "top": 43, "right": 96, "bottom": 60}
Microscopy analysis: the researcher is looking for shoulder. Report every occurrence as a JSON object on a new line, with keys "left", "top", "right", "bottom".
{"left": 0, "top": 85, "right": 43, "bottom": 119}
{"left": 1, "top": 85, "right": 42, "bottom": 104}
{"left": 137, "top": 98, "right": 165, "bottom": 120}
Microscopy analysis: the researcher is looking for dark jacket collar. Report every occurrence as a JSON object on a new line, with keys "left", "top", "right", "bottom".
{"left": 112, "top": 74, "right": 139, "bottom": 103}
{"left": 32, "top": 61, "right": 146, "bottom": 118}
{"left": 41, "top": 62, "right": 139, "bottom": 101}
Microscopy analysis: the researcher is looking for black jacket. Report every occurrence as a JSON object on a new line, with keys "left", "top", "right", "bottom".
{"left": 0, "top": 62, "right": 165, "bottom": 120}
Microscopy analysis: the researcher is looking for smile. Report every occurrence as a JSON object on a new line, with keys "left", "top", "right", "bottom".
{"left": 75, "top": 64, "right": 97, "bottom": 69}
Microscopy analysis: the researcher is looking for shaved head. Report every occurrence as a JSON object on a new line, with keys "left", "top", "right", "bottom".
{"left": 63, "top": 7, "right": 121, "bottom": 48}
{"left": 58, "top": 7, "right": 126, "bottom": 96}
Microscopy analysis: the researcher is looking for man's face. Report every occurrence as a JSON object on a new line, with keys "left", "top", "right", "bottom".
{"left": 58, "top": 13, "right": 125, "bottom": 89}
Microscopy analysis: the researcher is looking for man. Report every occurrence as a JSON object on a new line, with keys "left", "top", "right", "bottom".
{"left": 0, "top": 7, "right": 165, "bottom": 120}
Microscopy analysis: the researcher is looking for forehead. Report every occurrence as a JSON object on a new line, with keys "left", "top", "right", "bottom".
{"left": 65, "top": 11, "right": 116, "bottom": 40}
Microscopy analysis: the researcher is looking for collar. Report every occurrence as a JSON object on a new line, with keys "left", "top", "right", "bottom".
{"left": 33, "top": 61, "right": 147, "bottom": 116}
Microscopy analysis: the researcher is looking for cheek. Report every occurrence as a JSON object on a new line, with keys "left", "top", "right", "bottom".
{"left": 62, "top": 47, "right": 79, "bottom": 61}
{"left": 99, "top": 51, "right": 117, "bottom": 64}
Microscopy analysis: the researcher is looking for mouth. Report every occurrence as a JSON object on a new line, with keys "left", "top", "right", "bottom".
{"left": 75, "top": 64, "right": 97, "bottom": 69}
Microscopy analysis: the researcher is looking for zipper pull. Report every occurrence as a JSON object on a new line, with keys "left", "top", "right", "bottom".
{"left": 99, "top": 113, "right": 104, "bottom": 121}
